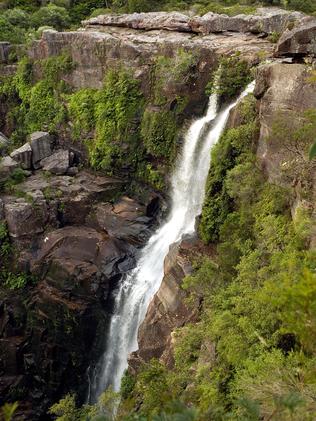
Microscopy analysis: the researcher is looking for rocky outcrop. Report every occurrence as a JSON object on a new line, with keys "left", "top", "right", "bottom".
{"left": 190, "top": 8, "right": 304, "bottom": 35}
{"left": 10, "top": 143, "right": 32, "bottom": 170}
{"left": 40, "top": 149, "right": 70, "bottom": 175}
{"left": 84, "top": 8, "right": 303, "bottom": 36}
{"left": 90, "top": 196, "right": 153, "bottom": 246}
{"left": 83, "top": 11, "right": 192, "bottom": 32}
{"left": 0, "top": 156, "right": 19, "bottom": 183}
{"left": 29, "top": 131, "right": 53, "bottom": 169}
{"left": 0, "top": 42, "right": 11, "bottom": 64}
{"left": 129, "top": 238, "right": 210, "bottom": 372}
{"left": 254, "top": 62, "right": 316, "bottom": 246}
{"left": 0, "top": 162, "right": 158, "bottom": 417}
{"left": 275, "top": 17, "right": 316, "bottom": 57}
{"left": 28, "top": 19, "right": 273, "bottom": 116}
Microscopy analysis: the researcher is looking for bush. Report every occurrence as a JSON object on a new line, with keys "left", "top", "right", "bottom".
{"left": 206, "top": 54, "right": 252, "bottom": 103}
{"left": 67, "top": 88, "right": 97, "bottom": 140}
{"left": 89, "top": 69, "right": 143, "bottom": 173}
{"left": 141, "top": 109, "right": 178, "bottom": 160}
{"left": 31, "top": 4, "right": 70, "bottom": 30}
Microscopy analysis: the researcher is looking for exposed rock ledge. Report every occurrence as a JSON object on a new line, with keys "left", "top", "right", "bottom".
{"left": 83, "top": 8, "right": 304, "bottom": 36}
{"left": 129, "top": 238, "right": 213, "bottom": 371}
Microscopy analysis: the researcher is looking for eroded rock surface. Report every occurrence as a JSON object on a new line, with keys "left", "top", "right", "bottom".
{"left": 254, "top": 62, "right": 316, "bottom": 246}
{"left": 0, "top": 166, "right": 158, "bottom": 417}
{"left": 84, "top": 8, "right": 303, "bottom": 36}
{"left": 275, "top": 17, "right": 316, "bottom": 57}
{"left": 129, "top": 238, "right": 211, "bottom": 372}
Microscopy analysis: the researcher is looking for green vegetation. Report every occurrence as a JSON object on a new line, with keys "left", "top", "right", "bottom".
{"left": 88, "top": 69, "right": 143, "bottom": 173}
{"left": 199, "top": 95, "right": 258, "bottom": 242}
{"left": 0, "top": 221, "right": 34, "bottom": 289}
{"left": 0, "top": 53, "right": 72, "bottom": 144}
{"left": 206, "top": 54, "right": 252, "bottom": 103}
{"left": 116, "top": 96, "right": 316, "bottom": 420}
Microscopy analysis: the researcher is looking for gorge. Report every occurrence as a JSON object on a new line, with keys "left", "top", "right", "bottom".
{"left": 1, "top": 2, "right": 316, "bottom": 420}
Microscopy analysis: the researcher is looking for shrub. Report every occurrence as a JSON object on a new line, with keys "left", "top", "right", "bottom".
{"left": 31, "top": 4, "right": 70, "bottom": 30}
{"left": 141, "top": 109, "right": 178, "bottom": 160}
{"left": 206, "top": 54, "right": 252, "bottom": 103}
{"left": 67, "top": 88, "right": 97, "bottom": 140}
{"left": 89, "top": 69, "right": 143, "bottom": 173}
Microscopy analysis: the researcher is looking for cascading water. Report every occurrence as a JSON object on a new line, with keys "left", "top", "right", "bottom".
{"left": 89, "top": 81, "right": 255, "bottom": 401}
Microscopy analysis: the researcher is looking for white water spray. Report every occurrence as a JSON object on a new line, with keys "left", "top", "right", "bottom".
{"left": 90, "top": 81, "right": 255, "bottom": 400}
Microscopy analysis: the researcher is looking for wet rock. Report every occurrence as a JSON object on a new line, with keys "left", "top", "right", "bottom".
{"left": 83, "top": 11, "right": 192, "bottom": 32}
{"left": 275, "top": 17, "right": 316, "bottom": 57}
{"left": 10, "top": 143, "right": 32, "bottom": 170}
{"left": 40, "top": 149, "right": 70, "bottom": 175}
{"left": 29, "top": 131, "right": 52, "bottom": 169}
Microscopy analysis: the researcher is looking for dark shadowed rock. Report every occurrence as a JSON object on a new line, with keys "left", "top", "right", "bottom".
{"left": 275, "top": 17, "right": 316, "bottom": 57}
{"left": 91, "top": 196, "right": 153, "bottom": 245}
{"left": 29, "top": 131, "right": 52, "bottom": 169}
{"left": 0, "top": 42, "right": 10, "bottom": 63}
{"left": 40, "top": 149, "right": 70, "bottom": 175}
{"left": 10, "top": 143, "right": 32, "bottom": 170}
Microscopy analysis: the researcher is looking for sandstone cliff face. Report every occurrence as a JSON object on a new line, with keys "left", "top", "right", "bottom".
{"left": 129, "top": 238, "right": 213, "bottom": 371}
{"left": 28, "top": 14, "right": 274, "bottom": 117}
{"left": 254, "top": 61, "right": 316, "bottom": 245}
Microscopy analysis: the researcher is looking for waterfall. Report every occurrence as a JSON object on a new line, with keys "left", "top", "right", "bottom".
{"left": 89, "top": 81, "right": 255, "bottom": 401}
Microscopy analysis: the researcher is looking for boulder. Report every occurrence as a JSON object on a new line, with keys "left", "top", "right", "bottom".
{"left": 40, "top": 149, "right": 70, "bottom": 175}
{"left": 10, "top": 143, "right": 32, "bottom": 170}
{"left": 83, "top": 11, "right": 192, "bottom": 32}
{"left": 0, "top": 42, "right": 10, "bottom": 63}
{"left": 275, "top": 17, "right": 316, "bottom": 57}
{"left": 190, "top": 8, "right": 304, "bottom": 35}
{"left": 0, "top": 156, "right": 19, "bottom": 182}
{"left": 29, "top": 131, "right": 52, "bottom": 169}
{"left": 4, "top": 199, "right": 48, "bottom": 238}
{"left": 32, "top": 226, "right": 127, "bottom": 290}
{"left": 0, "top": 132, "right": 10, "bottom": 155}
{"left": 92, "top": 196, "right": 153, "bottom": 245}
